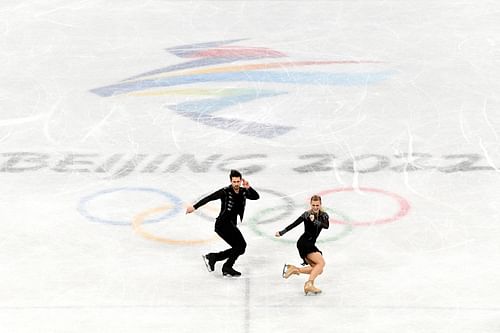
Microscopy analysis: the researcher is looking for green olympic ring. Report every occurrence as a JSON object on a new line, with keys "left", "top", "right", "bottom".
{"left": 247, "top": 207, "right": 353, "bottom": 244}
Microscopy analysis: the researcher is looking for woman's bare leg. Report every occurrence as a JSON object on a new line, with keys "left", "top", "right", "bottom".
{"left": 298, "top": 264, "right": 313, "bottom": 274}
{"left": 305, "top": 252, "right": 325, "bottom": 282}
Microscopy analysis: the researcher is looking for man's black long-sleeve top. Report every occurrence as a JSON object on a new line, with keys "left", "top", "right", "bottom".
{"left": 193, "top": 185, "right": 260, "bottom": 226}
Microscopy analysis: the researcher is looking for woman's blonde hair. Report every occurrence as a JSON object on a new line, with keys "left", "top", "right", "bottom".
{"left": 309, "top": 195, "right": 323, "bottom": 213}
{"left": 310, "top": 195, "right": 322, "bottom": 203}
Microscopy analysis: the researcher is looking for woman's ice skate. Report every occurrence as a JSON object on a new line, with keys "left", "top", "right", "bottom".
{"left": 282, "top": 264, "right": 300, "bottom": 279}
{"left": 304, "top": 280, "right": 321, "bottom": 295}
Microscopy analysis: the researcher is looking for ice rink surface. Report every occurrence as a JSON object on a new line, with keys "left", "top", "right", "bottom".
{"left": 1, "top": 1, "right": 499, "bottom": 332}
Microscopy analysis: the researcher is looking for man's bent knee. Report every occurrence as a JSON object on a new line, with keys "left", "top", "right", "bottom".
{"left": 236, "top": 242, "right": 246, "bottom": 255}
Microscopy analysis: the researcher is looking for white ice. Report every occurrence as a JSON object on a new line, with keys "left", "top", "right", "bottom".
{"left": 0, "top": 1, "right": 499, "bottom": 332}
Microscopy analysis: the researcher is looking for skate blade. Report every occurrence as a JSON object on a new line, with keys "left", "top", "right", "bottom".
{"left": 282, "top": 264, "right": 288, "bottom": 278}
{"left": 202, "top": 255, "right": 213, "bottom": 272}
{"left": 304, "top": 290, "right": 322, "bottom": 296}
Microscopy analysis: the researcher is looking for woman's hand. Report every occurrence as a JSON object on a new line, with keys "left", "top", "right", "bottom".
{"left": 185, "top": 205, "right": 195, "bottom": 214}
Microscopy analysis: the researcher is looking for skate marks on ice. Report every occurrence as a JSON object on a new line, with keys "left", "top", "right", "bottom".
{"left": 89, "top": 39, "right": 394, "bottom": 139}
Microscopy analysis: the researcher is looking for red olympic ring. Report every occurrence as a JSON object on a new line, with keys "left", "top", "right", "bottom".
{"left": 317, "top": 187, "right": 410, "bottom": 226}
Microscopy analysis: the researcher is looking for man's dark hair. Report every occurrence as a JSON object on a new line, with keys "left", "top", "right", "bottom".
{"left": 229, "top": 169, "right": 242, "bottom": 179}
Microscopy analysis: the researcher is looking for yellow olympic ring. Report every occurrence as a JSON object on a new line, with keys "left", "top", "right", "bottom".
{"left": 132, "top": 204, "right": 219, "bottom": 245}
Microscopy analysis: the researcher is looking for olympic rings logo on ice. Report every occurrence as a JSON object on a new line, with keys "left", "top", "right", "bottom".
{"left": 77, "top": 186, "right": 411, "bottom": 245}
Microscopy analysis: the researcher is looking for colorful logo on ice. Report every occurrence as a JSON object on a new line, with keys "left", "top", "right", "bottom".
{"left": 90, "top": 39, "right": 394, "bottom": 139}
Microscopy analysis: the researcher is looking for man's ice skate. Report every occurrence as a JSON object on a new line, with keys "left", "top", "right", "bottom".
{"left": 202, "top": 254, "right": 216, "bottom": 272}
{"left": 222, "top": 266, "right": 241, "bottom": 277}
{"left": 304, "top": 280, "right": 321, "bottom": 295}
{"left": 282, "top": 264, "right": 300, "bottom": 279}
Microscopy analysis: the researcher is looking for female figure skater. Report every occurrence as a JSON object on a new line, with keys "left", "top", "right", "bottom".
{"left": 275, "top": 195, "right": 329, "bottom": 295}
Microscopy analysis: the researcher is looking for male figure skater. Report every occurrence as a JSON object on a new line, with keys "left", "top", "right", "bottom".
{"left": 186, "top": 170, "right": 259, "bottom": 277}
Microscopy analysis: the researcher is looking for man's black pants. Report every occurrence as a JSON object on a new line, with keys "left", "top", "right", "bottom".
{"left": 212, "top": 222, "right": 246, "bottom": 268}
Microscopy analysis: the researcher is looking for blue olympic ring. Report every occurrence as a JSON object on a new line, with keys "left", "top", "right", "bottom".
{"left": 78, "top": 187, "right": 182, "bottom": 225}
